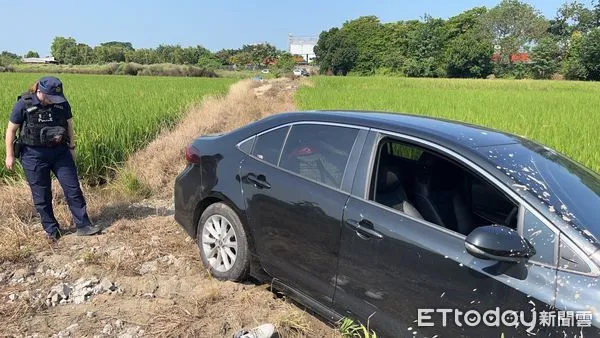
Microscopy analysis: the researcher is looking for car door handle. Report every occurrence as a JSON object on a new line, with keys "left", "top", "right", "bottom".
{"left": 247, "top": 173, "right": 271, "bottom": 189}
{"left": 347, "top": 219, "right": 383, "bottom": 240}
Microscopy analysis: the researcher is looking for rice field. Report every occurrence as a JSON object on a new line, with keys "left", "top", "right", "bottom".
{"left": 296, "top": 76, "right": 600, "bottom": 174}
{"left": 0, "top": 73, "right": 235, "bottom": 182}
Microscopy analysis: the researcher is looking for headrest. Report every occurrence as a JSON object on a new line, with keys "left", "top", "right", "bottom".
{"left": 377, "top": 165, "right": 405, "bottom": 196}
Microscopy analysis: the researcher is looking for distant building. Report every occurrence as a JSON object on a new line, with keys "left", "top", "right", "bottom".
{"left": 21, "top": 56, "right": 58, "bottom": 64}
{"left": 288, "top": 34, "right": 317, "bottom": 63}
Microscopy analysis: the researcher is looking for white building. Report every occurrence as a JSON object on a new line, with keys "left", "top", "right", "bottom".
{"left": 21, "top": 56, "right": 57, "bottom": 64}
{"left": 288, "top": 34, "right": 317, "bottom": 63}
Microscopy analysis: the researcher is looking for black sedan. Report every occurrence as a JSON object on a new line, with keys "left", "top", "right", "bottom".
{"left": 174, "top": 111, "right": 600, "bottom": 337}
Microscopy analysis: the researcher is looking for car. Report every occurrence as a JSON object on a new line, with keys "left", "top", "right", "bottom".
{"left": 174, "top": 111, "right": 600, "bottom": 337}
{"left": 293, "top": 68, "right": 302, "bottom": 76}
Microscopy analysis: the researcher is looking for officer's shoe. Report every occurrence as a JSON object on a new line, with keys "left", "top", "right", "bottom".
{"left": 76, "top": 225, "right": 102, "bottom": 236}
{"left": 45, "top": 229, "right": 62, "bottom": 243}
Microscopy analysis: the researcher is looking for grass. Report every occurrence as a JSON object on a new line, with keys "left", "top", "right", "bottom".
{"left": 296, "top": 76, "right": 600, "bottom": 174}
{"left": 338, "top": 317, "right": 377, "bottom": 338}
{"left": 0, "top": 73, "right": 235, "bottom": 182}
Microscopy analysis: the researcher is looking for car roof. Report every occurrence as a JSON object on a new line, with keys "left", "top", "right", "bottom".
{"left": 272, "top": 110, "right": 525, "bottom": 149}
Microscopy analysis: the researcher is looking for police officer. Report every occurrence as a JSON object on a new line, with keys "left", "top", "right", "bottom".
{"left": 4, "top": 76, "right": 101, "bottom": 242}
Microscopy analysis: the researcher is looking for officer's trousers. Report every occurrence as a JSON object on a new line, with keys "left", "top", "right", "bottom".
{"left": 20, "top": 145, "right": 93, "bottom": 235}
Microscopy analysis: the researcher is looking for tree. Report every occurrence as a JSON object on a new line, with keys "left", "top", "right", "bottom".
{"left": 25, "top": 51, "right": 39, "bottom": 58}
{"left": 339, "top": 16, "right": 388, "bottom": 74}
{"left": 51, "top": 37, "right": 78, "bottom": 64}
{"left": 100, "top": 41, "right": 134, "bottom": 50}
{"left": 404, "top": 15, "right": 448, "bottom": 77}
{"left": 595, "top": 0, "right": 600, "bottom": 27}
{"left": 314, "top": 27, "right": 358, "bottom": 75}
{"left": 195, "top": 46, "right": 222, "bottom": 70}
{"left": 271, "top": 53, "right": 296, "bottom": 77}
{"left": 215, "top": 49, "right": 237, "bottom": 65}
{"left": 239, "top": 43, "right": 278, "bottom": 66}
{"left": 0, "top": 51, "right": 20, "bottom": 67}
{"left": 549, "top": 1, "right": 596, "bottom": 38}
{"left": 562, "top": 31, "right": 587, "bottom": 80}
{"left": 125, "top": 48, "right": 160, "bottom": 64}
{"left": 94, "top": 45, "right": 126, "bottom": 63}
{"left": 481, "top": 0, "right": 548, "bottom": 64}
{"left": 531, "top": 37, "right": 561, "bottom": 79}
{"left": 444, "top": 8, "right": 492, "bottom": 78}
{"left": 446, "top": 32, "right": 494, "bottom": 78}
{"left": 229, "top": 52, "right": 253, "bottom": 68}
{"left": 445, "top": 7, "right": 488, "bottom": 40}
{"left": 579, "top": 28, "right": 600, "bottom": 80}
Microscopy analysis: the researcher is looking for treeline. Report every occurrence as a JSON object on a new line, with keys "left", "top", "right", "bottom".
{"left": 0, "top": 39, "right": 298, "bottom": 73}
{"left": 315, "top": 0, "right": 600, "bottom": 80}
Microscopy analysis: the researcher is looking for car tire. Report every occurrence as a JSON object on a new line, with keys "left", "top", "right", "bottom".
{"left": 197, "top": 202, "right": 249, "bottom": 281}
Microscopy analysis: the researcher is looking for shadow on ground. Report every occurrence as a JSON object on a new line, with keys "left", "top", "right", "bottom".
{"left": 92, "top": 202, "right": 175, "bottom": 231}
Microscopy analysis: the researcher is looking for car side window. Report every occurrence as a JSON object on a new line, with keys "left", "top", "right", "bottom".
{"left": 238, "top": 136, "right": 255, "bottom": 154}
{"left": 251, "top": 126, "right": 289, "bottom": 165}
{"left": 522, "top": 209, "right": 557, "bottom": 266}
{"left": 279, "top": 124, "right": 358, "bottom": 189}
{"left": 558, "top": 237, "right": 591, "bottom": 274}
{"left": 369, "top": 137, "right": 519, "bottom": 236}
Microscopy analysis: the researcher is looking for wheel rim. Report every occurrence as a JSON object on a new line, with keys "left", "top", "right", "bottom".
{"left": 201, "top": 215, "right": 238, "bottom": 272}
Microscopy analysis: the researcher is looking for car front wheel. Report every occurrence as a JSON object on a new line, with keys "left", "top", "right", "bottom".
{"left": 197, "top": 202, "right": 249, "bottom": 281}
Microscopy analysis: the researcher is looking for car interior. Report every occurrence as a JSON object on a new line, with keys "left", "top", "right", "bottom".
{"left": 279, "top": 125, "right": 357, "bottom": 189}
{"left": 371, "top": 138, "right": 519, "bottom": 236}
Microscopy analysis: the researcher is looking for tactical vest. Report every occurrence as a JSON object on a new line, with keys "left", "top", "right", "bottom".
{"left": 18, "top": 93, "right": 69, "bottom": 147}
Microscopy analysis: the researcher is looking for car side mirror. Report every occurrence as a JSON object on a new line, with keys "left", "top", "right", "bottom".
{"left": 465, "top": 225, "right": 535, "bottom": 263}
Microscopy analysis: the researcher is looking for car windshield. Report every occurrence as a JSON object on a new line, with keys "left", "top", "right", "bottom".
{"left": 482, "top": 142, "right": 600, "bottom": 244}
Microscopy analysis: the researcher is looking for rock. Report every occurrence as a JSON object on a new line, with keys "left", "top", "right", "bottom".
{"left": 8, "top": 294, "right": 18, "bottom": 301}
{"left": 65, "top": 323, "right": 79, "bottom": 331}
{"left": 115, "top": 320, "right": 124, "bottom": 329}
{"left": 139, "top": 261, "right": 158, "bottom": 275}
{"left": 12, "top": 267, "right": 32, "bottom": 280}
{"left": 81, "top": 279, "right": 96, "bottom": 288}
{"left": 20, "top": 290, "right": 31, "bottom": 300}
{"left": 100, "top": 278, "right": 116, "bottom": 292}
{"left": 57, "top": 330, "right": 70, "bottom": 338}
{"left": 51, "top": 293, "right": 60, "bottom": 304}
{"left": 51, "top": 283, "right": 72, "bottom": 299}
{"left": 87, "top": 311, "right": 95, "bottom": 318}
{"left": 102, "top": 324, "right": 113, "bottom": 335}
{"left": 72, "top": 295, "right": 86, "bottom": 304}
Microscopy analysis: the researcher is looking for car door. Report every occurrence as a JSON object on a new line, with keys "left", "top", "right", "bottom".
{"left": 239, "top": 122, "right": 365, "bottom": 305}
{"left": 333, "top": 132, "right": 558, "bottom": 337}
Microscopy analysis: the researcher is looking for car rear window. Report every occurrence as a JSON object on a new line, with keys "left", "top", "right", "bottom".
{"left": 251, "top": 126, "right": 290, "bottom": 165}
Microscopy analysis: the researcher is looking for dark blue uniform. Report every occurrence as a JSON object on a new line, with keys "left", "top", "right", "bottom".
{"left": 10, "top": 95, "right": 93, "bottom": 236}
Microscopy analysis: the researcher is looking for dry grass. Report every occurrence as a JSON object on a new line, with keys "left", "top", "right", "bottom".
{"left": 276, "top": 305, "right": 314, "bottom": 337}
{"left": 124, "top": 78, "right": 297, "bottom": 197}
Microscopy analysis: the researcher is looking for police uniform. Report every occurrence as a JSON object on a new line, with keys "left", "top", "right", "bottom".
{"left": 10, "top": 77, "right": 96, "bottom": 238}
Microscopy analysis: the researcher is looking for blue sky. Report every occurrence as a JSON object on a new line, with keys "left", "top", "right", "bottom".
{"left": 0, "top": 0, "right": 578, "bottom": 56}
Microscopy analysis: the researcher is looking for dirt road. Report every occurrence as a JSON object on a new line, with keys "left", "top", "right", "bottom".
{"left": 0, "top": 78, "right": 338, "bottom": 337}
